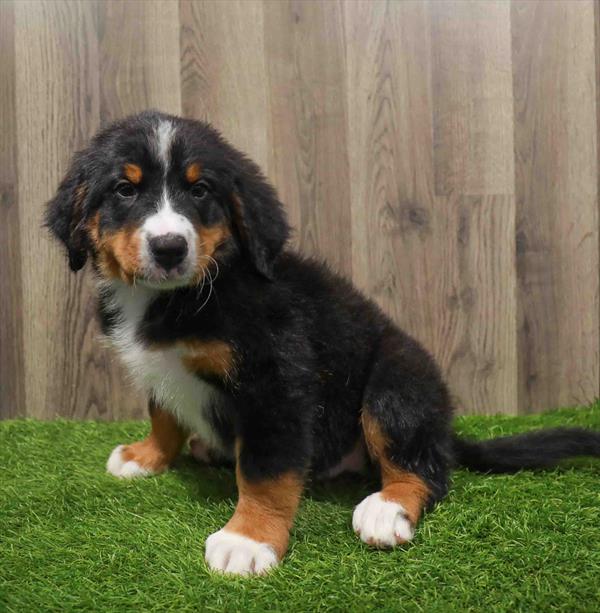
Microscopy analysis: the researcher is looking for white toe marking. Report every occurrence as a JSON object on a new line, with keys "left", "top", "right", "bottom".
{"left": 205, "top": 529, "right": 278, "bottom": 576}
{"left": 106, "top": 444, "right": 153, "bottom": 479}
{"left": 352, "top": 492, "right": 414, "bottom": 548}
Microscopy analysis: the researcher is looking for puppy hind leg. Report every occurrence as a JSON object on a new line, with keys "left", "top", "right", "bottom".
{"left": 352, "top": 347, "right": 452, "bottom": 548}
{"left": 353, "top": 411, "right": 432, "bottom": 548}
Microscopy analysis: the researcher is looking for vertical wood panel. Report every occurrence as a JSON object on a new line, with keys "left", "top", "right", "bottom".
{"left": 263, "top": 0, "right": 352, "bottom": 276}
{"left": 180, "top": 0, "right": 270, "bottom": 171}
{"left": 3, "top": 0, "right": 599, "bottom": 418}
{"left": 98, "top": 0, "right": 181, "bottom": 121}
{"left": 344, "top": 0, "right": 438, "bottom": 336}
{"left": 432, "top": 0, "right": 515, "bottom": 196}
{"left": 512, "top": 0, "right": 599, "bottom": 411}
{"left": 430, "top": 0, "right": 517, "bottom": 413}
{"left": 440, "top": 195, "right": 517, "bottom": 413}
{"left": 15, "top": 0, "right": 105, "bottom": 418}
{"left": 0, "top": 0, "right": 25, "bottom": 418}
{"left": 345, "top": 0, "right": 517, "bottom": 413}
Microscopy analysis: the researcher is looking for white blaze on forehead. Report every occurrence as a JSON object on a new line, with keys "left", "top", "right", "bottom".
{"left": 140, "top": 119, "right": 197, "bottom": 278}
{"left": 154, "top": 120, "right": 176, "bottom": 171}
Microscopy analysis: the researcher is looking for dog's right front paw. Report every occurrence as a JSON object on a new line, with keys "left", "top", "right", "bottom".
{"left": 205, "top": 529, "right": 279, "bottom": 576}
{"left": 106, "top": 444, "right": 159, "bottom": 479}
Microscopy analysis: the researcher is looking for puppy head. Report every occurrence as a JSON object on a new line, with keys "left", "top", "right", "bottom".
{"left": 45, "top": 111, "right": 289, "bottom": 288}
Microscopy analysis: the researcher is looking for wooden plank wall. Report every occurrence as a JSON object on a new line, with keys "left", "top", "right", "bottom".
{"left": 0, "top": 0, "right": 598, "bottom": 419}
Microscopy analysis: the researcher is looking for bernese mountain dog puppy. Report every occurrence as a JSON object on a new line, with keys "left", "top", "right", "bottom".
{"left": 46, "top": 111, "right": 600, "bottom": 576}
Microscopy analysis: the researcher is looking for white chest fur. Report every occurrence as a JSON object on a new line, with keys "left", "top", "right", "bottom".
{"left": 100, "top": 282, "right": 225, "bottom": 450}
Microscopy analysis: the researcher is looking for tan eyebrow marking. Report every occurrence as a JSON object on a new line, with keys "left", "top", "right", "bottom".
{"left": 123, "top": 163, "right": 143, "bottom": 185}
{"left": 185, "top": 162, "right": 202, "bottom": 184}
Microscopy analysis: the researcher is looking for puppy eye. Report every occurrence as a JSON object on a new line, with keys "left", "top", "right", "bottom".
{"left": 115, "top": 181, "right": 137, "bottom": 199}
{"left": 191, "top": 181, "right": 210, "bottom": 201}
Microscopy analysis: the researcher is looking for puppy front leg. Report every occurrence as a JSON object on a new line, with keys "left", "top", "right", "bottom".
{"left": 107, "top": 399, "right": 187, "bottom": 478}
{"left": 206, "top": 455, "right": 303, "bottom": 575}
{"left": 204, "top": 352, "right": 314, "bottom": 575}
{"left": 205, "top": 436, "right": 306, "bottom": 576}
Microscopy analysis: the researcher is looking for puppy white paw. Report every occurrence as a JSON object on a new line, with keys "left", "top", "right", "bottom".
{"left": 205, "top": 529, "right": 279, "bottom": 576}
{"left": 106, "top": 444, "right": 153, "bottom": 479}
{"left": 352, "top": 492, "right": 414, "bottom": 548}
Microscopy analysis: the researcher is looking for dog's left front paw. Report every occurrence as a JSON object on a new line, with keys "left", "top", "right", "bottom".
{"left": 106, "top": 443, "right": 164, "bottom": 479}
{"left": 205, "top": 529, "right": 279, "bottom": 576}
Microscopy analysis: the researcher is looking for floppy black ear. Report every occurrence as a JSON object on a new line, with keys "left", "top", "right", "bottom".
{"left": 229, "top": 169, "right": 290, "bottom": 280}
{"left": 44, "top": 153, "right": 91, "bottom": 272}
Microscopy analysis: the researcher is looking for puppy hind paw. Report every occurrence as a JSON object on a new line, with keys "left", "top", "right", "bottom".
{"left": 352, "top": 492, "right": 414, "bottom": 548}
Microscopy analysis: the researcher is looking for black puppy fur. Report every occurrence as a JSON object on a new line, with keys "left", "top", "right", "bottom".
{"left": 45, "top": 110, "right": 600, "bottom": 571}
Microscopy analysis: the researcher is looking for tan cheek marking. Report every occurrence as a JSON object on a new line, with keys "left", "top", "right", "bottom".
{"left": 181, "top": 339, "right": 235, "bottom": 381}
{"left": 124, "top": 163, "right": 143, "bottom": 184}
{"left": 225, "top": 445, "right": 303, "bottom": 559}
{"left": 88, "top": 220, "right": 142, "bottom": 284}
{"left": 193, "top": 222, "right": 230, "bottom": 280}
{"left": 87, "top": 210, "right": 101, "bottom": 248}
{"left": 87, "top": 211, "right": 119, "bottom": 279}
{"left": 110, "top": 228, "right": 141, "bottom": 274}
{"left": 121, "top": 402, "right": 188, "bottom": 472}
{"left": 197, "top": 223, "right": 230, "bottom": 258}
{"left": 361, "top": 411, "right": 430, "bottom": 525}
{"left": 185, "top": 162, "right": 202, "bottom": 184}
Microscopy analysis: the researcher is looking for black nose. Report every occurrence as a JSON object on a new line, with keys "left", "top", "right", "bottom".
{"left": 149, "top": 233, "right": 188, "bottom": 270}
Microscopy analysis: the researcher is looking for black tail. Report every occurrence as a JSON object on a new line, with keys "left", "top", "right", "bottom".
{"left": 453, "top": 427, "right": 600, "bottom": 473}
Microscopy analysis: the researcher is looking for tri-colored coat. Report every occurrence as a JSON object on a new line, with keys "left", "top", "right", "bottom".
{"left": 46, "top": 111, "right": 600, "bottom": 576}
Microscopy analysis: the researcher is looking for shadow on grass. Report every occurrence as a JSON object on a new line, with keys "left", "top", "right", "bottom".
{"left": 167, "top": 446, "right": 600, "bottom": 514}
{"left": 168, "top": 452, "right": 377, "bottom": 508}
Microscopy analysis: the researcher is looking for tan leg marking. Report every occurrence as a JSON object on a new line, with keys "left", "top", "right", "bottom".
{"left": 362, "top": 411, "right": 430, "bottom": 524}
{"left": 120, "top": 403, "right": 188, "bottom": 473}
{"left": 224, "top": 444, "right": 303, "bottom": 559}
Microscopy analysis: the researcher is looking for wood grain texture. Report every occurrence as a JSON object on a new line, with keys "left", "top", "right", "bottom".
{"left": 98, "top": 0, "right": 181, "bottom": 121}
{"left": 430, "top": 0, "right": 517, "bottom": 412}
{"left": 0, "top": 0, "right": 24, "bottom": 418}
{"left": 263, "top": 0, "right": 352, "bottom": 276}
{"left": 2, "top": 0, "right": 599, "bottom": 418}
{"left": 439, "top": 195, "right": 517, "bottom": 413}
{"left": 345, "top": 1, "right": 517, "bottom": 413}
{"left": 15, "top": 0, "right": 104, "bottom": 419}
{"left": 344, "top": 0, "right": 437, "bottom": 332}
{"left": 180, "top": 0, "right": 271, "bottom": 170}
{"left": 431, "top": 0, "right": 515, "bottom": 196}
{"left": 512, "top": 0, "right": 599, "bottom": 411}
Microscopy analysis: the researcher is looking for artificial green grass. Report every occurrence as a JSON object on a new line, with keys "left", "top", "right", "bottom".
{"left": 1, "top": 406, "right": 600, "bottom": 613}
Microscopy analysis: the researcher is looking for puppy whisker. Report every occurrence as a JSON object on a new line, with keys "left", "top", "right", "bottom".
{"left": 193, "top": 255, "right": 218, "bottom": 315}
